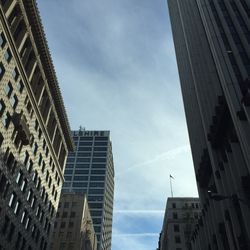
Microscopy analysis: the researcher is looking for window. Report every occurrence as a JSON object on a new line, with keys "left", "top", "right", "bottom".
{"left": 173, "top": 212, "right": 178, "bottom": 219}
{"left": 5, "top": 82, "right": 13, "bottom": 98}
{"left": 20, "top": 210, "right": 27, "bottom": 224}
{"left": 27, "top": 189, "right": 33, "bottom": 202}
{"left": 14, "top": 200, "right": 21, "bottom": 215}
{"left": 8, "top": 192, "right": 16, "bottom": 208}
{"left": 12, "top": 68, "right": 19, "bottom": 81}
{"left": 4, "top": 48, "right": 12, "bottom": 63}
{"left": 16, "top": 171, "right": 23, "bottom": 184}
{"left": 0, "top": 99, "right": 5, "bottom": 117}
{"left": 175, "top": 235, "right": 181, "bottom": 244}
{"left": 2, "top": 112, "right": 11, "bottom": 128}
{"left": 32, "top": 142, "right": 38, "bottom": 155}
{"left": 62, "top": 212, "right": 67, "bottom": 218}
{"left": 172, "top": 203, "right": 176, "bottom": 209}
{"left": 31, "top": 196, "right": 36, "bottom": 208}
{"left": 73, "top": 176, "right": 88, "bottom": 181}
{"left": 68, "top": 221, "right": 74, "bottom": 228}
{"left": 10, "top": 94, "right": 18, "bottom": 109}
{"left": 17, "top": 80, "right": 24, "bottom": 93}
{"left": 0, "top": 32, "right": 6, "bottom": 48}
{"left": 70, "top": 212, "right": 76, "bottom": 218}
{"left": 20, "top": 179, "right": 27, "bottom": 192}
{"left": 60, "top": 222, "right": 66, "bottom": 228}
{"left": 0, "top": 63, "right": 5, "bottom": 80}
{"left": 72, "top": 182, "right": 88, "bottom": 187}
{"left": 174, "top": 224, "right": 180, "bottom": 232}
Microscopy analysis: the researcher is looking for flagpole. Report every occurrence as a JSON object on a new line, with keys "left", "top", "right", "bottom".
{"left": 170, "top": 175, "right": 173, "bottom": 198}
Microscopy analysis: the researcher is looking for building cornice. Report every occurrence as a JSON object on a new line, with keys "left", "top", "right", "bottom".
{"left": 22, "top": 0, "right": 74, "bottom": 151}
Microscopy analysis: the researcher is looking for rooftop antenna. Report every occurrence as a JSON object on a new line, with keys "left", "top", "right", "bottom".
{"left": 79, "top": 126, "right": 85, "bottom": 131}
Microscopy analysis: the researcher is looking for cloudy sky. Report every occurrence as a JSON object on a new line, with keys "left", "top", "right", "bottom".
{"left": 38, "top": 0, "right": 198, "bottom": 249}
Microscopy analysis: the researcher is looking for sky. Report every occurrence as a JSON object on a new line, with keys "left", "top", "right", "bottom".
{"left": 37, "top": 0, "right": 198, "bottom": 249}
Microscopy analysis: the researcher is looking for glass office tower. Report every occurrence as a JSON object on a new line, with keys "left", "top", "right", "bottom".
{"left": 168, "top": 0, "right": 250, "bottom": 249}
{"left": 62, "top": 129, "right": 114, "bottom": 250}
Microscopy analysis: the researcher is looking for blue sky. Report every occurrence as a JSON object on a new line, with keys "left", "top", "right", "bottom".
{"left": 37, "top": 0, "right": 198, "bottom": 249}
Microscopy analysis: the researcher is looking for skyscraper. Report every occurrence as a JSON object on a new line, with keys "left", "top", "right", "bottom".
{"left": 168, "top": 0, "right": 250, "bottom": 249}
{"left": 0, "top": 0, "right": 73, "bottom": 249}
{"left": 62, "top": 129, "right": 114, "bottom": 250}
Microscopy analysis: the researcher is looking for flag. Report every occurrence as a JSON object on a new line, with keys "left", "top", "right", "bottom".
{"left": 170, "top": 175, "right": 174, "bottom": 179}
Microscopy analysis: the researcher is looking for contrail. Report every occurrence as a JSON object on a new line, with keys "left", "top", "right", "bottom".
{"left": 116, "top": 144, "right": 190, "bottom": 176}
{"left": 114, "top": 209, "right": 164, "bottom": 214}
{"left": 113, "top": 233, "right": 159, "bottom": 237}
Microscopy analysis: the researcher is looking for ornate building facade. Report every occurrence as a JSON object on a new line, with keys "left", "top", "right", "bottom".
{"left": 168, "top": 0, "right": 250, "bottom": 249}
{"left": 0, "top": 1, "right": 73, "bottom": 249}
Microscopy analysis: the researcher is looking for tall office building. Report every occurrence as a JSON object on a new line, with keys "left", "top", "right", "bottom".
{"left": 158, "top": 198, "right": 200, "bottom": 250}
{"left": 0, "top": 0, "right": 74, "bottom": 249}
{"left": 62, "top": 129, "right": 115, "bottom": 250}
{"left": 168, "top": 0, "right": 250, "bottom": 249}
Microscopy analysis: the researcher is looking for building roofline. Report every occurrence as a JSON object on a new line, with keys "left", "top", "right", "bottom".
{"left": 22, "top": 0, "right": 74, "bottom": 151}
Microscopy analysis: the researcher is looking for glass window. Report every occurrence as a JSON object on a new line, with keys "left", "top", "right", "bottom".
{"left": 90, "top": 182, "right": 104, "bottom": 188}
{"left": 8, "top": 192, "right": 16, "bottom": 208}
{"left": 72, "top": 182, "right": 88, "bottom": 187}
{"left": 89, "top": 189, "right": 104, "bottom": 195}
{"left": 64, "top": 202, "right": 69, "bottom": 208}
{"left": 173, "top": 212, "right": 178, "bottom": 219}
{"left": 88, "top": 196, "right": 103, "bottom": 202}
{"left": 76, "top": 158, "right": 90, "bottom": 163}
{"left": 78, "top": 147, "right": 92, "bottom": 151}
{"left": 94, "top": 141, "right": 108, "bottom": 146}
{"left": 92, "top": 158, "right": 106, "bottom": 163}
{"left": 174, "top": 224, "right": 180, "bottom": 232}
{"left": 73, "top": 176, "right": 88, "bottom": 181}
{"left": 0, "top": 32, "right": 6, "bottom": 48}
{"left": 74, "top": 169, "right": 89, "bottom": 175}
{"left": 2, "top": 112, "right": 11, "bottom": 128}
{"left": 4, "top": 48, "right": 12, "bottom": 63}
{"left": 14, "top": 200, "right": 21, "bottom": 215}
{"left": 77, "top": 152, "right": 91, "bottom": 157}
{"left": 75, "top": 164, "right": 90, "bottom": 169}
{"left": 91, "top": 164, "right": 106, "bottom": 169}
{"left": 5, "top": 82, "right": 13, "bottom": 98}
{"left": 17, "top": 80, "right": 24, "bottom": 93}
{"left": 93, "top": 152, "right": 107, "bottom": 157}
{"left": 0, "top": 99, "right": 6, "bottom": 116}
{"left": 79, "top": 141, "right": 92, "bottom": 146}
{"left": 95, "top": 136, "right": 108, "bottom": 141}
{"left": 0, "top": 63, "right": 5, "bottom": 80}
{"left": 175, "top": 235, "right": 181, "bottom": 243}
{"left": 10, "top": 94, "right": 18, "bottom": 110}
{"left": 64, "top": 176, "right": 72, "bottom": 181}
{"left": 91, "top": 170, "right": 105, "bottom": 175}
{"left": 94, "top": 147, "right": 107, "bottom": 152}
{"left": 90, "top": 176, "right": 105, "bottom": 181}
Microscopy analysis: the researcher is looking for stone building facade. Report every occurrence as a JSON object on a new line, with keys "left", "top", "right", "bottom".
{"left": 168, "top": 0, "right": 250, "bottom": 249}
{"left": 158, "top": 198, "right": 200, "bottom": 250}
{"left": 51, "top": 193, "right": 97, "bottom": 250}
{"left": 0, "top": 1, "right": 73, "bottom": 249}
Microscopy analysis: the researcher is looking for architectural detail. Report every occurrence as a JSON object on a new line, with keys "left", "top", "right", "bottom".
{"left": 62, "top": 129, "right": 115, "bottom": 250}
{"left": 158, "top": 198, "right": 200, "bottom": 250}
{"left": 51, "top": 193, "right": 97, "bottom": 250}
{"left": 0, "top": 0, "right": 73, "bottom": 249}
{"left": 168, "top": 0, "right": 250, "bottom": 249}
